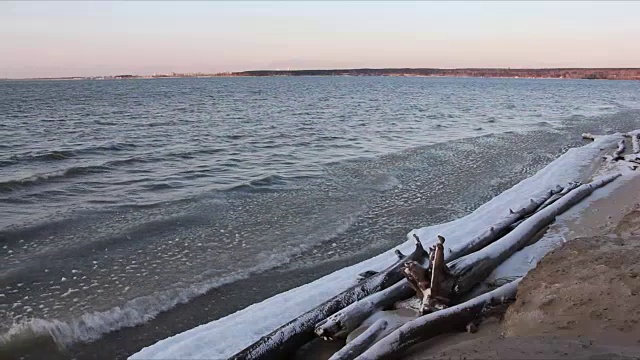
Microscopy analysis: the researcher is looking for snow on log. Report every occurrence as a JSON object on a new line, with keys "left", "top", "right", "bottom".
{"left": 354, "top": 279, "right": 521, "bottom": 360}
{"left": 509, "top": 181, "right": 581, "bottom": 230}
{"left": 328, "top": 319, "right": 390, "bottom": 360}
{"left": 612, "top": 139, "right": 626, "bottom": 161}
{"left": 533, "top": 182, "right": 580, "bottom": 214}
{"left": 230, "top": 238, "right": 428, "bottom": 360}
{"left": 448, "top": 173, "right": 620, "bottom": 297}
{"left": 446, "top": 186, "right": 562, "bottom": 262}
{"left": 582, "top": 133, "right": 597, "bottom": 141}
{"left": 331, "top": 310, "right": 417, "bottom": 360}
{"left": 315, "top": 280, "right": 414, "bottom": 340}
{"left": 629, "top": 131, "right": 640, "bottom": 154}
{"left": 324, "top": 181, "right": 568, "bottom": 341}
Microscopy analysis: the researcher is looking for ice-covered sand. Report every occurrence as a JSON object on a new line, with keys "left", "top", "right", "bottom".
{"left": 131, "top": 133, "right": 629, "bottom": 359}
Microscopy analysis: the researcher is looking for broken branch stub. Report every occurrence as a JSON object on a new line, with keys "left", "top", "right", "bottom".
{"left": 612, "top": 139, "right": 626, "bottom": 161}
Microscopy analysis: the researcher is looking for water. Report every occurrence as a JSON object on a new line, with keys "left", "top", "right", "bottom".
{"left": 1, "top": 77, "right": 640, "bottom": 357}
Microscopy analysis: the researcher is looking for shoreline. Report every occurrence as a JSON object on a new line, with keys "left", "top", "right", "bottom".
{"left": 3, "top": 110, "right": 640, "bottom": 359}
{"left": 3, "top": 134, "right": 638, "bottom": 360}
{"left": 403, "top": 159, "right": 640, "bottom": 359}
{"left": 130, "top": 131, "right": 629, "bottom": 359}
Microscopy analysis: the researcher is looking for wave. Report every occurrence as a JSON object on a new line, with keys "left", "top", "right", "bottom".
{"left": 0, "top": 151, "right": 75, "bottom": 167}
{"left": 0, "top": 156, "right": 153, "bottom": 192}
{"left": 0, "top": 165, "right": 109, "bottom": 192}
{"left": 1, "top": 142, "right": 137, "bottom": 167}
{"left": 0, "top": 202, "right": 360, "bottom": 353}
{"left": 225, "top": 173, "right": 313, "bottom": 193}
{"left": 163, "top": 147, "right": 225, "bottom": 160}
{"left": 0, "top": 254, "right": 290, "bottom": 351}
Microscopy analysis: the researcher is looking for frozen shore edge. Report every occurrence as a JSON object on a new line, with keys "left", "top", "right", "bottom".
{"left": 131, "top": 132, "right": 633, "bottom": 359}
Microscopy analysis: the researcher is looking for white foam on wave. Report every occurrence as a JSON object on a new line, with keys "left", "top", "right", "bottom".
{"left": 0, "top": 201, "right": 365, "bottom": 350}
{"left": 0, "top": 253, "right": 291, "bottom": 349}
{"left": 130, "top": 134, "right": 624, "bottom": 359}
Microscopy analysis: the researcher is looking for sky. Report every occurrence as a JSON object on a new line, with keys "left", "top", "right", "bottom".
{"left": 1, "top": 1, "right": 640, "bottom": 78}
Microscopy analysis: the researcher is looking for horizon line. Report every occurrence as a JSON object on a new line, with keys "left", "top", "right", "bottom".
{"left": 3, "top": 66, "right": 640, "bottom": 81}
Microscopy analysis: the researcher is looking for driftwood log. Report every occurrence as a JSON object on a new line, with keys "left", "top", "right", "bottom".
{"left": 509, "top": 182, "right": 581, "bottom": 230}
{"left": 533, "top": 182, "right": 581, "bottom": 214}
{"left": 446, "top": 186, "right": 562, "bottom": 262}
{"left": 230, "top": 237, "right": 428, "bottom": 360}
{"left": 314, "top": 183, "right": 575, "bottom": 342}
{"left": 315, "top": 279, "right": 415, "bottom": 340}
{"left": 233, "top": 131, "right": 623, "bottom": 359}
{"left": 354, "top": 279, "right": 520, "bottom": 360}
{"left": 328, "top": 319, "right": 390, "bottom": 360}
{"left": 408, "top": 235, "right": 455, "bottom": 314}
{"left": 448, "top": 173, "right": 620, "bottom": 297}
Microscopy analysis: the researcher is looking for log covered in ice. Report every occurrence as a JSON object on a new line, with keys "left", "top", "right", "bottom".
{"left": 230, "top": 238, "right": 428, "bottom": 360}
{"left": 446, "top": 186, "right": 562, "bottom": 262}
{"left": 315, "top": 280, "right": 414, "bottom": 340}
{"left": 354, "top": 279, "right": 521, "bottom": 360}
{"left": 316, "top": 181, "right": 578, "bottom": 342}
{"left": 329, "top": 318, "right": 391, "bottom": 360}
{"left": 448, "top": 173, "right": 620, "bottom": 297}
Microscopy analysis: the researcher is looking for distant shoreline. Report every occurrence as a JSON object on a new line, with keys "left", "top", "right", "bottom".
{"left": 3, "top": 67, "right": 640, "bottom": 81}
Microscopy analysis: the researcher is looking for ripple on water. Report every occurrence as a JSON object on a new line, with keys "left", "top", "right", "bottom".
{"left": 2, "top": 78, "right": 640, "bottom": 353}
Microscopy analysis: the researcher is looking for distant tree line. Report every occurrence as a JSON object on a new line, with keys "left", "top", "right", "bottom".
{"left": 231, "top": 68, "right": 640, "bottom": 80}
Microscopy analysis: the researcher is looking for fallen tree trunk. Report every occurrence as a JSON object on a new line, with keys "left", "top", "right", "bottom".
{"left": 509, "top": 182, "right": 581, "bottom": 229}
{"left": 328, "top": 319, "right": 390, "bottom": 360}
{"left": 353, "top": 175, "right": 619, "bottom": 356}
{"left": 446, "top": 186, "right": 562, "bottom": 262}
{"left": 316, "top": 185, "right": 566, "bottom": 341}
{"left": 315, "top": 280, "right": 415, "bottom": 340}
{"left": 354, "top": 279, "right": 521, "bottom": 360}
{"left": 448, "top": 174, "right": 620, "bottom": 297}
{"left": 230, "top": 238, "right": 428, "bottom": 360}
{"left": 534, "top": 182, "right": 580, "bottom": 213}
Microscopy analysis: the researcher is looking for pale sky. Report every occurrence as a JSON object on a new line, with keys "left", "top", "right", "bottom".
{"left": 1, "top": 1, "right": 640, "bottom": 78}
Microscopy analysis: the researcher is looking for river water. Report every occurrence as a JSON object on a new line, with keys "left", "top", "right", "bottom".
{"left": 1, "top": 77, "right": 640, "bottom": 358}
